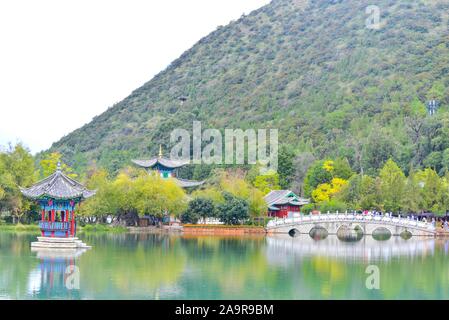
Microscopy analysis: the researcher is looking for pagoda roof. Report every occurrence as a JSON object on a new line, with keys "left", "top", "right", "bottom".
{"left": 20, "top": 167, "right": 96, "bottom": 201}
{"left": 265, "top": 190, "right": 309, "bottom": 207}
{"left": 173, "top": 178, "right": 205, "bottom": 188}
{"left": 132, "top": 157, "right": 189, "bottom": 169}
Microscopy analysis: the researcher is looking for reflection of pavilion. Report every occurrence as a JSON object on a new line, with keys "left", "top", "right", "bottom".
{"left": 265, "top": 235, "right": 438, "bottom": 266}
{"left": 27, "top": 248, "right": 87, "bottom": 299}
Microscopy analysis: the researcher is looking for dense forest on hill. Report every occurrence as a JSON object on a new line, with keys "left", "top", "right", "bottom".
{"left": 44, "top": 0, "right": 449, "bottom": 184}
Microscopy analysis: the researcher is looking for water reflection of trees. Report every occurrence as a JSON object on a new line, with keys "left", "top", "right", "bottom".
{"left": 179, "top": 235, "right": 280, "bottom": 299}
{"left": 77, "top": 233, "right": 187, "bottom": 299}
{"left": 3, "top": 232, "right": 449, "bottom": 299}
{"left": 0, "top": 233, "right": 39, "bottom": 299}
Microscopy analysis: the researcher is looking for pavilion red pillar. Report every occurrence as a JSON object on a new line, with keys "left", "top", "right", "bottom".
{"left": 51, "top": 209, "right": 55, "bottom": 237}
{"left": 70, "top": 210, "right": 75, "bottom": 237}
{"left": 65, "top": 209, "right": 70, "bottom": 237}
{"left": 41, "top": 209, "right": 45, "bottom": 236}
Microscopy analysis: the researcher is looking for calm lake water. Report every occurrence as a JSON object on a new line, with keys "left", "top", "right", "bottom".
{"left": 1, "top": 231, "right": 449, "bottom": 300}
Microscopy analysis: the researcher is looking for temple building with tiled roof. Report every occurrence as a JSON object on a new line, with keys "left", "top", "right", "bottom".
{"left": 132, "top": 145, "right": 204, "bottom": 188}
{"left": 265, "top": 190, "right": 309, "bottom": 218}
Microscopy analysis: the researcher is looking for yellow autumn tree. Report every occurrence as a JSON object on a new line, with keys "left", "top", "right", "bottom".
{"left": 323, "top": 160, "right": 334, "bottom": 173}
{"left": 312, "top": 177, "right": 348, "bottom": 203}
{"left": 40, "top": 152, "right": 77, "bottom": 179}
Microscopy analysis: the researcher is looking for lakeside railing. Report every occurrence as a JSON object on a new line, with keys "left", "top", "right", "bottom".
{"left": 266, "top": 213, "right": 436, "bottom": 231}
{"left": 38, "top": 221, "right": 71, "bottom": 231}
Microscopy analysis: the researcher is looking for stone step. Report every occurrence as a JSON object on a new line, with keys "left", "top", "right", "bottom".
{"left": 32, "top": 241, "right": 79, "bottom": 249}
{"left": 32, "top": 237, "right": 91, "bottom": 249}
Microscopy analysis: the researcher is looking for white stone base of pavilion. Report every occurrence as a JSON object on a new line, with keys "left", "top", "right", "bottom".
{"left": 31, "top": 237, "right": 91, "bottom": 249}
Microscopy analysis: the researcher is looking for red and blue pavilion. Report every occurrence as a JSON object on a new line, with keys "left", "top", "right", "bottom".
{"left": 20, "top": 163, "right": 95, "bottom": 240}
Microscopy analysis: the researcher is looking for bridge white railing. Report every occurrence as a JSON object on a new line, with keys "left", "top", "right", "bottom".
{"left": 266, "top": 213, "right": 436, "bottom": 232}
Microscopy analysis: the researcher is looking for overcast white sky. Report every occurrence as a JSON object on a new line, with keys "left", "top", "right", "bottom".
{"left": 0, "top": 0, "right": 270, "bottom": 154}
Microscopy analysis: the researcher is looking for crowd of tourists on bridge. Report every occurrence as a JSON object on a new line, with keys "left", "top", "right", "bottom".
{"left": 308, "top": 209, "right": 449, "bottom": 231}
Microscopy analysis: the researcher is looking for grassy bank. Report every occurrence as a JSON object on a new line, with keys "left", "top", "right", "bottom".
{"left": 79, "top": 224, "right": 128, "bottom": 233}
{"left": 0, "top": 224, "right": 40, "bottom": 232}
{"left": 182, "top": 224, "right": 266, "bottom": 235}
{"left": 0, "top": 223, "right": 128, "bottom": 233}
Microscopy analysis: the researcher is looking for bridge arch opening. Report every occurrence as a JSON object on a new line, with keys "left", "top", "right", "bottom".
{"left": 372, "top": 227, "right": 392, "bottom": 241}
{"left": 288, "top": 228, "right": 301, "bottom": 238}
{"left": 309, "top": 226, "right": 328, "bottom": 240}
{"left": 400, "top": 230, "right": 413, "bottom": 240}
{"left": 337, "top": 224, "right": 364, "bottom": 242}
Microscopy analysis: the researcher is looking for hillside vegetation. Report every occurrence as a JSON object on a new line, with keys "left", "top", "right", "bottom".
{"left": 46, "top": 0, "right": 449, "bottom": 180}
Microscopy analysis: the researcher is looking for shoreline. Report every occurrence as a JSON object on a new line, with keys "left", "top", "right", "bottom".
{"left": 3, "top": 223, "right": 449, "bottom": 238}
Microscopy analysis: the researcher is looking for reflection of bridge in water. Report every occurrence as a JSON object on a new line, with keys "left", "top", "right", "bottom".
{"left": 266, "top": 214, "right": 437, "bottom": 237}
{"left": 265, "top": 235, "right": 441, "bottom": 266}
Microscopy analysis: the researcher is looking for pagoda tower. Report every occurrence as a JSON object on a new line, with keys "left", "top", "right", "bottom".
{"left": 132, "top": 145, "right": 204, "bottom": 188}
{"left": 20, "top": 162, "right": 95, "bottom": 249}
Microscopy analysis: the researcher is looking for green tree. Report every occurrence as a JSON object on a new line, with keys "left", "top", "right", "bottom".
{"left": 217, "top": 193, "right": 249, "bottom": 225}
{"left": 363, "top": 129, "right": 398, "bottom": 174}
{"left": 220, "top": 170, "right": 266, "bottom": 217}
{"left": 417, "top": 168, "right": 444, "bottom": 213}
{"left": 253, "top": 170, "right": 280, "bottom": 195}
{"left": 0, "top": 143, "right": 36, "bottom": 223}
{"left": 303, "top": 160, "right": 333, "bottom": 197}
{"left": 79, "top": 170, "right": 188, "bottom": 224}
{"left": 318, "top": 200, "right": 347, "bottom": 213}
{"left": 402, "top": 170, "right": 423, "bottom": 213}
{"left": 277, "top": 145, "right": 295, "bottom": 189}
{"left": 181, "top": 198, "right": 215, "bottom": 224}
{"left": 40, "top": 152, "right": 77, "bottom": 178}
{"left": 333, "top": 158, "right": 354, "bottom": 180}
{"left": 379, "top": 159, "right": 406, "bottom": 213}
{"left": 423, "top": 152, "right": 442, "bottom": 171}
{"left": 437, "top": 172, "right": 449, "bottom": 215}
{"left": 337, "top": 174, "right": 379, "bottom": 210}
{"left": 441, "top": 149, "right": 449, "bottom": 171}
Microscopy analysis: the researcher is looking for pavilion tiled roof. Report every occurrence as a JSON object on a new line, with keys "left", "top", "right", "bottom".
{"left": 132, "top": 148, "right": 203, "bottom": 188}
{"left": 173, "top": 178, "right": 205, "bottom": 188}
{"left": 131, "top": 157, "right": 189, "bottom": 169}
{"left": 20, "top": 167, "right": 96, "bottom": 201}
{"left": 264, "top": 190, "right": 309, "bottom": 207}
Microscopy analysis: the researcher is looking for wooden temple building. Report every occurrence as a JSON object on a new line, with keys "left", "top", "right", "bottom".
{"left": 20, "top": 162, "right": 95, "bottom": 249}
{"left": 265, "top": 190, "right": 309, "bottom": 218}
{"left": 132, "top": 146, "right": 205, "bottom": 188}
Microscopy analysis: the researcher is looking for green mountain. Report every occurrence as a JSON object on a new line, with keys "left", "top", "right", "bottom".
{"left": 47, "top": 0, "right": 449, "bottom": 177}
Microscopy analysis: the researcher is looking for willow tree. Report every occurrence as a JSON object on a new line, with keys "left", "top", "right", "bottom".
{"left": 80, "top": 170, "right": 188, "bottom": 225}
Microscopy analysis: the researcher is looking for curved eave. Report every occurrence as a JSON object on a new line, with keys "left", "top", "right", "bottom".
{"left": 20, "top": 188, "right": 96, "bottom": 201}
{"left": 174, "top": 178, "right": 205, "bottom": 188}
{"left": 131, "top": 159, "right": 158, "bottom": 168}
{"left": 132, "top": 158, "right": 190, "bottom": 169}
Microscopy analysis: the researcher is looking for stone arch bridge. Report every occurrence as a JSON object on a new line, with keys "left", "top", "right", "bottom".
{"left": 266, "top": 214, "right": 437, "bottom": 237}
